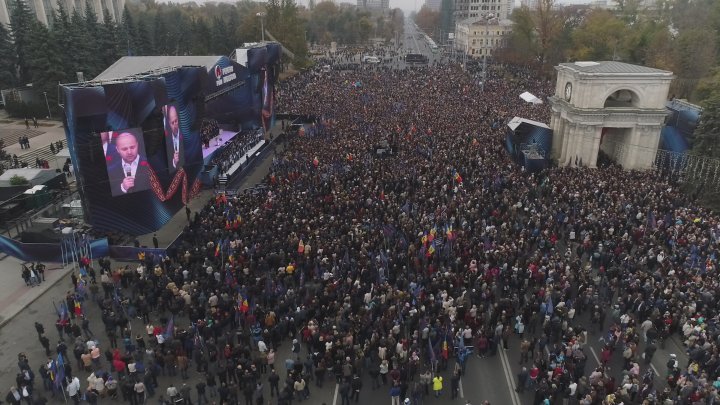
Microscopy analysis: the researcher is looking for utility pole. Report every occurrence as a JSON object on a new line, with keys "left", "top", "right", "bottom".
{"left": 480, "top": 13, "right": 492, "bottom": 92}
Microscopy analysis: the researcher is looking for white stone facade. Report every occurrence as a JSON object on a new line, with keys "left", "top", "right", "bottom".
{"left": 549, "top": 61, "right": 673, "bottom": 170}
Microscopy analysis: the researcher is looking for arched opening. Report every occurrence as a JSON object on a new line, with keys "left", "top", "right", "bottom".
{"left": 604, "top": 89, "right": 640, "bottom": 108}
{"left": 598, "top": 127, "right": 632, "bottom": 167}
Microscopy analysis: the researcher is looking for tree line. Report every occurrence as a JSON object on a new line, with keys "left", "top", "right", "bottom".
{"left": 1, "top": 0, "right": 399, "bottom": 117}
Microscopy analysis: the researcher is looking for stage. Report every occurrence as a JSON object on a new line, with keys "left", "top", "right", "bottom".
{"left": 203, "top": 129, "right": 241, "bottom": 161}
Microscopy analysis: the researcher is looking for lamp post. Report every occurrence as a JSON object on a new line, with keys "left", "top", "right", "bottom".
{"left": 256, "top": 12, "right": 266, "bottom": 42}
{"left": 43, "top": 91, "right": 51, "bottom": 119}
{"left": 481, "top": 13, "right": 493, "bottom": 93}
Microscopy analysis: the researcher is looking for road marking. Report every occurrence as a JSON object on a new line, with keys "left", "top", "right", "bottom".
{"left": 589, "top": 346, "right": 601, "bottom": 366}
{"left": 650, "top": 362, "right": 660, "bottom": 377}
{"left": 498, "top": 345, "right": 521, "bottom": 405}
{"left": 333, "top": 383, "right": 338, "bottom": 405}
{"left": 459, "top": 377, "right": 464, "bottom": 398}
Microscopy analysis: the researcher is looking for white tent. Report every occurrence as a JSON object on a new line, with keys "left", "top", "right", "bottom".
{"left": 519, "top": 91, "right": 543, "bottom": 104}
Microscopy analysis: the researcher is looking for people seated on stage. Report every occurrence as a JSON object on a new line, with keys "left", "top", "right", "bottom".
{"left": 200, "top": 119, "right": 219, "bottom": 149}
{"left": 210, "top": 129, "right": 263, "bottom": 175}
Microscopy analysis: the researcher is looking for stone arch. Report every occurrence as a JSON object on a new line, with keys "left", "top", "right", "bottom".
{"left": 603, "top": 87, "right": 642, "bottom": 108}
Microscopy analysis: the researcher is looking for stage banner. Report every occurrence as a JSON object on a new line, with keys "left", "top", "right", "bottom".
{"left": 0, "top": 234, "right": 109, "bottom": 263}
{"left": 107, "top": 245, "right": 166, "bottom": 261}
{"left": 62, "top": 67, "right": 205, "bottom": 235}
{"left": 204, "top": 56, "right": 255, "bottom": 129}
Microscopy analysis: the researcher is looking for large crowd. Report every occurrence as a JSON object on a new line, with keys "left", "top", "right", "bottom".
{"left": 8, "top": 59, "right": 720, "bottom": 405}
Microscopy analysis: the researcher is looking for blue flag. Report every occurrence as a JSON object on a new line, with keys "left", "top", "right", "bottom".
{"left": 55, "top": 354, "right": 65, "bottom": 388}
{"left": 164, "top": 316, "right": 174, "bottom": 339}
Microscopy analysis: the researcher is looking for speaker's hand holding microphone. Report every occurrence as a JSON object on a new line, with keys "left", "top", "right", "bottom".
{"left": 122, "top": 169, "right": 135, "bottom": 191}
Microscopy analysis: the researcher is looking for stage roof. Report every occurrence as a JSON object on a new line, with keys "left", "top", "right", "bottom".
{"left": 519, "top": 91, "right": 543, "bottom": 104}
{"left": 94, "top": 56, "right": 224, "bottom": 81}
{"left": 507, "top": 116, "right": 551, "bottom": 131}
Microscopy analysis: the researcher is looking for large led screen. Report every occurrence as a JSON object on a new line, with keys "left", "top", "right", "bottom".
{"left": 62, "top": 67, "right": 205, "bottom": 235}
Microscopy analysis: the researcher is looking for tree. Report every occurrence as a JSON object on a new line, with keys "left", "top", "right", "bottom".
{"left": 153, "top": 10, "right": 169, "bottom": 55}
{"left": 69, "top": 7, "right": 97, "bottom": 78}
{"left": 136, "top": 18, "right": 153, "bottom": 55}
{"left": 27, "top": 22, "right": 64, "bottom": 117}
{"left": 672, "top": 28, "right": 717, "bottom": 99}
{"left": 52, "top": 4, "right": 74, "bottom": 82}
{"left": 0, "top": 23, "right": 17, "bottom": 89}
{"left": 97, "top": 8, "right": 120, "bottom": 68}
{"left": 533, "top": 0, "right": 564, "bottom": 68}
{"left": 570, "top": 9, "right": 627, "bottom": 61}
{"left": 415, "top": 6, "right": 440, "bottom": 34}
{"left": 692, "top": 93, "right": 720, "bottom": 159}
{"left": 9, "top": 175, "right": 28, "bottom": 186}
{"left": 9, "top": 0, "right": 35, "bottom": 84}
{"left": 119, "top": 6, "right": 136, "bottom": 56}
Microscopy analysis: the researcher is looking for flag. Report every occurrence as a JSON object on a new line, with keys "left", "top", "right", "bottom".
{"left": 428, "top": 333, "right": 436, "bottom": 364}
{"left": 446, "top": 224, "right": 456, "bottom": 241}
{"left": 74, "top": 300, "right": 82, "bottom": 316}
{"left": 383, "top": 224, "right": 395, "bottom": 238}
{"left": 421, "top": 232, "right": 428, "bottom": 246}
{"left": 453, "top": 170, "right": 463, "bottom": 183}
{"left": 164, "top": 316, "right": 174, "bottom": 339}
{"left": 427, "top": 241, "right": 436, "bottom": 257}
{"left": 214, "top": 241, "right": 220, "bottom": 257}
{"left": 648, "top": 210, "right": 657, "bottom": 230}
{"left": 55, "top": 354, "right": 65, "bottom": 388}
{"left": 48, "top": 358, "right": 57, "bottom": 384}
{"left": 238, "top": 295, "right": 249, "bottom": 313}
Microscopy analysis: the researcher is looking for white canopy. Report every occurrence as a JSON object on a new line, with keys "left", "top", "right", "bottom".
{"left": 519, "top": 91, "right": 543, "bottom": 104}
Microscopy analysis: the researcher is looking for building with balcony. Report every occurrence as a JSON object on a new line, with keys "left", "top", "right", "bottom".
{"left": 455, "top": 16, "right": 512, "bottom": 58}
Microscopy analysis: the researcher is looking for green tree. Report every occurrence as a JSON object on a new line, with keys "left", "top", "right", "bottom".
{"left": 136, "top": 18, "right": 153, "bottom": 55}
{"left": 153, "top": 10, "right": 169, "bottom": 55}
{"left": 27, "top": 22, "right": 64, "bottom": 117}
{"left": 9, "top": 0, "right": 35, "bottom": 84}
{"left": 119, "top": 6, "right": 136, "bottom": 56}
{"left": 692, "top": 93, "right": 720, "bottom": 159}
{"left": 97, "top": 8, "right": 120, "bottom": 68}
{"left": 570, "top": 9, "right": 627, "bottom": 61}
{"left": 0, "top": 23, "right": 17, "bottom": 89}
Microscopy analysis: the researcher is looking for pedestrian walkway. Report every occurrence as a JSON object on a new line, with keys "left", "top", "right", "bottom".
{"left": 0, "top": 255, "right": 74, "bottom": 328}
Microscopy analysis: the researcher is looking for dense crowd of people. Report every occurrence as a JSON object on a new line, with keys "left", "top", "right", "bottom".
{"left": 9, "top": 57, "right": 720, "bottom": 405}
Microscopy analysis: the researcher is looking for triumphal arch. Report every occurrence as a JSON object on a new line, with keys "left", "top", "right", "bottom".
{"left": 549, "top": 61, "right": 673, "bottom": 169}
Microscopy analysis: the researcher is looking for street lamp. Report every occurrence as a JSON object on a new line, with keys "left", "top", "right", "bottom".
{"left": 480, "top": 13, "right": 494, "bottom": 92}
{"left": 256, "top": 12, "right": 266, "bottom": 42}
{"left": 43, "top": 91, "right": 51, "bottom": 119}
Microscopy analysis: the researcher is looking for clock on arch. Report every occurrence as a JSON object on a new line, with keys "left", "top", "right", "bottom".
{"left": 564, "top": 82, "right": 573, "bottom": 102}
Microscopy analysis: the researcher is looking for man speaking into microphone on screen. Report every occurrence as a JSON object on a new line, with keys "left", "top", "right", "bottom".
{"left": 164, "top": 105, "right": 185, "bottom": 174}
{"left": 107, "top": 130, "right": 151, "bottom": 196}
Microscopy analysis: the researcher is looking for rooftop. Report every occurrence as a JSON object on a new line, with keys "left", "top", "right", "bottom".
{"left": 558, "top": 61, "right": 673, "bottom": 75}
{"left": 93, "top": 56, "right": 224, "bottom": 82}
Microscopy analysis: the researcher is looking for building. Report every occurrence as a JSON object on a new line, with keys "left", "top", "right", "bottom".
{"left": 549, "top": 61, "right": 673, "bottom": 169}
{"left": 455, "top": 16, "right": 512, "bottom": 58}
{"left": 356, "top": 0, "right": 389, "bottom": 10}
{"left": 424, "top": 0, "right": 442, "bottom": 12}
{"left": 520, "top": 0, "right": 538, "bottom": 9}
{"left": 0, "top": 0, "right": 125, "bottom": 26}
{"left": 454, "top": 0, "right": 513, "bottom": 22}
